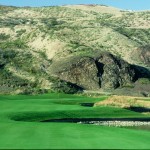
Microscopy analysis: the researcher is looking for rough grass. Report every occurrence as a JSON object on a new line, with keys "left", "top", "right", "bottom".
{"left": 94, "top": 95, "right": 150, "bottom": 108}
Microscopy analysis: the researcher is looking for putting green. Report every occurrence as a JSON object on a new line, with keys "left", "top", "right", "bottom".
{"left": 0, "top": 93, "right": 150, "bottom": 149}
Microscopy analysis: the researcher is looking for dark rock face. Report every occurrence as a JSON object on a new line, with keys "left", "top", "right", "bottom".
{"left": 96, "top": 53, "right": 135, "bottom": 89}
{"left": 58, "top": 57, "right": 100, "bottom": 90}
{"left": 131, "top": 65, "right": 150, "bottom": 81}
{"left": 57, "top": 53, "right": 137, "bottom": 90}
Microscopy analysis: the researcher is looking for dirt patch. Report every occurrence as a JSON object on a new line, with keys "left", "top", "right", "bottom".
{"left": 28, "top": 37, "right": 66, "bottom": 60}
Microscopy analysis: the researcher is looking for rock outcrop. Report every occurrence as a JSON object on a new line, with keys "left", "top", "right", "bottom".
{"left": 56, "top": 53, "right": 137, "bottom": 90}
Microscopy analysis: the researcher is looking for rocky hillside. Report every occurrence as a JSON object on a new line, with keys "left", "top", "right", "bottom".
{"left": 0, "top": 4, "right": 150, "bottom": 96}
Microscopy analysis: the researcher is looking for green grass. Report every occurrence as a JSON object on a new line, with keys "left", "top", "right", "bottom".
{"left": 138, "top": 78, "right": 150, "bottom": 85}
{"left": 0, "top": 93, "right": 150, "bottom": 149}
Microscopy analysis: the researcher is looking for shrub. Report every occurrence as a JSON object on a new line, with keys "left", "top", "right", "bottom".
{"left": 122, "top": 83, "right": 134, "bottom": 88}
{"left": 16, "top": 29, "right": 26, "bottom": 37}
{"left": 138, "top": 78, "right": 150, "bottom": 84}
{"left": 0, "top": 33, "right": 10, "bottom": 40}
{"left": 0, "top": 49, "right": 17, "bottom": 66}
{"left": 0, "top": 39, "right": 28, "bottom": 49}
{"left": 51, "top": 80, "right": 83, "bottom": 94}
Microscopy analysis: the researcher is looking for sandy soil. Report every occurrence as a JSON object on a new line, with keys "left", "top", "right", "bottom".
{"left": 63, "top": 4, "right": 123, "bottom": 17}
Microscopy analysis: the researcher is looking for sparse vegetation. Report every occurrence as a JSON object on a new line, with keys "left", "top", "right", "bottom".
{"left": 0, "top": 5, "right": 149, "bottom": 95}
{"left": 0, "top": 18, "right": 29, "bottom": 28}
{"left": 115, "top": 28, "right": 150, "bottom": 45}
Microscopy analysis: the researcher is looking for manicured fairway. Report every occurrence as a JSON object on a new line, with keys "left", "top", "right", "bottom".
{"left": 0, "top": 93, "right": 150, "bottom": 149}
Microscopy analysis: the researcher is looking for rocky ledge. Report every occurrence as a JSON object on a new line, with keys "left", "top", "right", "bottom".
{"left": 78, "top": 121, "right": 150, "bottom": 127}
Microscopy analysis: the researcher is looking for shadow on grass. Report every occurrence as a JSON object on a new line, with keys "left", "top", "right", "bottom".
{"left": 80, "top": 103, "right": 94, "bottom": 107}
{"left": 127, "top": 107, "right": 150, "bottom": 113}
{"left": 41, "top": 117, "right": 150, "bottom": 123}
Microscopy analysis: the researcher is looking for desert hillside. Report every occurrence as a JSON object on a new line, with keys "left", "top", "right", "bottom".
{"left": 0, "top": 4, "right": 150, "bottom": 95}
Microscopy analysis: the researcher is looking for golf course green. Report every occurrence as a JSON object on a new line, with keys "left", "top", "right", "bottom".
{"left": 0, "top": 93, "right": 150, "bottom": 149}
